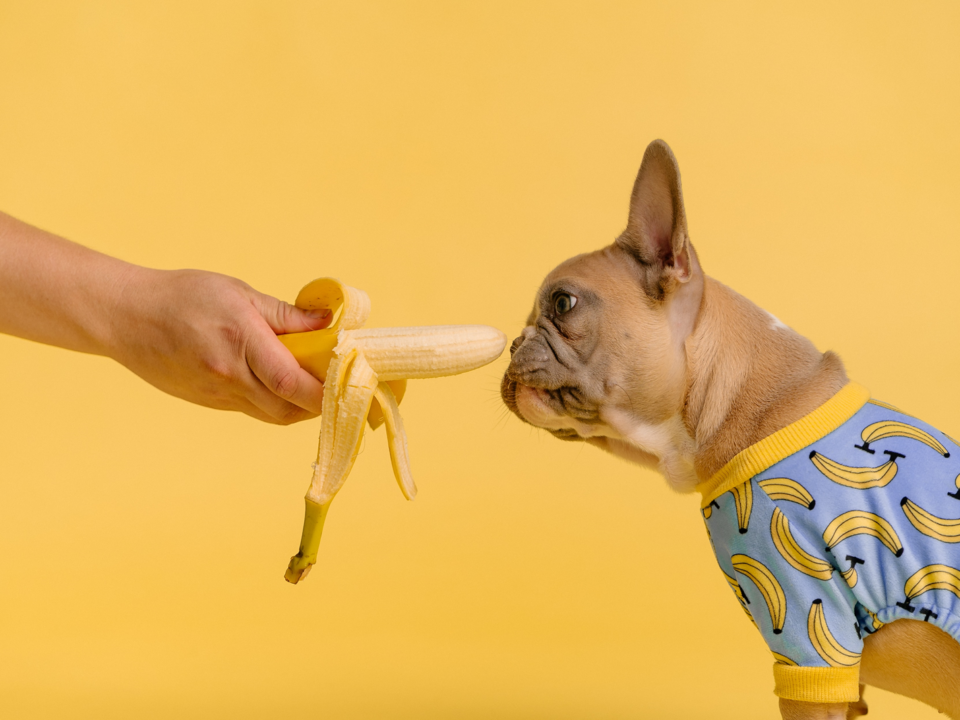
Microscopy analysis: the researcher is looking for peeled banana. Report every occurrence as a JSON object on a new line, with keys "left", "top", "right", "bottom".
{"left": 279, "top": 278, "right": 507, "bottom": 583}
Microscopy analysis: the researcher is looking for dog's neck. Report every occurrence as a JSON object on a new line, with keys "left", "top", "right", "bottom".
{"left": 682, "top": 277, "right": 848, "bottom": 484}
{"left": 589, "top": 276, "right": 848, "bottom": 494}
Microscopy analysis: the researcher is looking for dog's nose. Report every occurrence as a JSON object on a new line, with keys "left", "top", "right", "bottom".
{"left": 509, "top": 326, "right": 536, "bottom": 355}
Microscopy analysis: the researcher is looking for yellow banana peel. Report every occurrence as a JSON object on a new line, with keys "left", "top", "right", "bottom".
{"left": 278, "top": 278, "right": 507, "bottom": 584}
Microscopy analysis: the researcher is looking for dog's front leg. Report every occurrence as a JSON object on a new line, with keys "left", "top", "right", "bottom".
{"left": 778, "top": 699, "right": 850, "bottom": 720}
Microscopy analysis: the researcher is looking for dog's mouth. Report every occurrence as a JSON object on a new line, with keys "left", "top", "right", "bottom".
{"left": 500, "top": 376, "right": 596, "bottom": 441}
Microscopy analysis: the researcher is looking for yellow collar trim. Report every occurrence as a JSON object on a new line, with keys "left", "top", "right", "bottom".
{"left": 697, "top": 382, "right": 871, "bottom": 508}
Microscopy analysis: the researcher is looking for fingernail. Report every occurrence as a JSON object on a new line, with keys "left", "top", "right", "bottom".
{"left": 306, "top": 309, "right": 331, "bottom": 319}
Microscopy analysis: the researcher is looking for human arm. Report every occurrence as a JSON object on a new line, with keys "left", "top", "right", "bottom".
{"left": 0, "top": 211, "right": 328, "bottom": 424}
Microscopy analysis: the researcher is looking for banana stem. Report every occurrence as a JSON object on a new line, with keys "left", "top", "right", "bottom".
{"left": 284, "top": 499, "right": 331, "bottom": 584}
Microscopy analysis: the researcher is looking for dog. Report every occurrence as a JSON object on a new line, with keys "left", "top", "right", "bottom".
{"left": 501, "top": 140, "right": 960, "bottom": 720}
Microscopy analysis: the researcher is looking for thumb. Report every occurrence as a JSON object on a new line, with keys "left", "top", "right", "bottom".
{"left": 256, "top": 294, "right": 332, "bottom": 335}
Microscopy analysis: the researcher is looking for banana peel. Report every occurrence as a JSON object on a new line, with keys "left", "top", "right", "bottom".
{"left": 279, "top": 278, "right": 507, "bottom": 583}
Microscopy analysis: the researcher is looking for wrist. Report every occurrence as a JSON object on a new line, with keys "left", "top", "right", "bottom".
{"left": 93, "top": 262, "right": 158, "bottom": 361}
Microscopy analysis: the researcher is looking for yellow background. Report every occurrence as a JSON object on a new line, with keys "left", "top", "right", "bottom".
{"left": 1, "top": 3, "right": 958, "bottom": 718}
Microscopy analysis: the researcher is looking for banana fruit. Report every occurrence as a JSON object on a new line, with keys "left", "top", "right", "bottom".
{"left": 279, "top": 278, "right": 507, "bottom": 583}
{"left": 809, "top": 450, "right": 900, "bottom": 490}
{"left": 822, "top": 510, "right": 904, "bottom": 557}
{"left": 732, "top": 553, "right": 787, "bottom": 634}
{"left": 858, "top": 420, "right": 950, "bottom": 457}
{"left": 904, "top": 564, "right": 960, "bottom": 603}
{"left": 807, "top": 599, "right": 860, "bottom": 667}
{"left": 758, "top": 477, "right": 816, "bottom": 509}
{"left": 770, "top": 508, "right": 834, "bottom": 581}
{"left": 900, "top": 497, "right": 960, "bottom": 543}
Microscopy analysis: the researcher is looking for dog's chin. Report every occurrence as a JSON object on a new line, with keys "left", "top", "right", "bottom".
{"left": 505, "top": 382, "right": 586, "bottom": 442}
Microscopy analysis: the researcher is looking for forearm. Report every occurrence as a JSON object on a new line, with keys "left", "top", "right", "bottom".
{"left": 0, "top": 212, "right": 137, "bottom": 356}
{"left": 0, "top": 210, "right": 327, "bottom": 424}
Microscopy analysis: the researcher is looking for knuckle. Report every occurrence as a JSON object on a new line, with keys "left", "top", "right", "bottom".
{"left": 270, "top": 368, "right": 300, "bottom": 399}
{"left": 223, "top": 322, "right": 246, "bottom": 353}
{"left": 277, "top": 300, "right": 296, "bottom": 321}
{"left": 203, "top": 357, "right": 236, "bottom": 383}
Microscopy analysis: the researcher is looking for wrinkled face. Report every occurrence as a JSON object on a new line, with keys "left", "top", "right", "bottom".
{"left": 501, "top": 244, "right": 690, "bottom": 445}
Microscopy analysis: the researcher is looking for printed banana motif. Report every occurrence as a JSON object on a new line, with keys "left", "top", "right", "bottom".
{"left": 807, "top": 599, "right": 860, "bottom": 667}
{"left": 842, "top": 556, "right": 864, "bottom": 589}
{"left": 758, "top": 477, "right": 815, "bottom": 509}
{"left": 867, "top": 399, "right": 905, "bottom": 413}
{"left": 900, "top": 498, "right": 960, "bottom": 543}
{"left": 904, "top": 564, "right": 960, "bottom": 602}
{"left": 703, "top": 500, "right": 719, "bottom": 520}
{"left": 865, "top": 607, "right": 884, "bottom": 631}
{"left": 281, "top": 278, "right": 507, "bottom": 583}
{"left": 859, "top": 420, "right": 950, "bottom": 457}
{"left": 732, "top": 482, "right": 753, "bottom": 534}
{"left": 842, "top": 566, "right": 858, "bottom": 588}
{"left": 723, "top": 568, "right": 750, "bottom": 606}
{"left": 822, "top": 510, "right": 904, "bottom": 557}
{"left": 772, "top": 651, "right": 798, "bottom": 666}
{"left": 723, "top": 568, "right": 756, "bottom": 626}
{"left": 770, "top": 507, "right": 834, "bottom": 581}
{"left": 809, "top": 450, "right": 900, "bottom": 490}
{"left": 732, "top": 554, "right": 787, "bottom": 634}
{"left": 703, "top": 518, "right": 714, "bottom": 550}
{"left": 854, "top": 603, "right": 883, "bottom": 634}
{"left": 951, "top": 473, "right": 960, "bottom": 501}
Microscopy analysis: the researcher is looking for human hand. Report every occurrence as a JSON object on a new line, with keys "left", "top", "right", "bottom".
{"left": 107, "top": 267, "right": 330, "bottom": 424}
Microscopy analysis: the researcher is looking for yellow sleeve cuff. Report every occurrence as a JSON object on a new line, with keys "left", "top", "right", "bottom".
{"left": 772, "top": 663, "right": 861, "bottom": 703}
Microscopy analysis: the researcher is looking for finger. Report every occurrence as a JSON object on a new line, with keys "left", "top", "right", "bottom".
{"left": 246, "top": 326, "right": 325, "bottom": 415}
{"left": 256, "top": 293, "right": 332, "bottom": 335}
{"left": 235, "top": 397, "right": 290, "bottom": 425}
{"left": 237, "top": 390, "right": 316, "bottom": 425}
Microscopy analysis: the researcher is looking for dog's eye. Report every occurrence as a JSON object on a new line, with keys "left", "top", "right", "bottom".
{"left": 554, "top": 293, "right": 577, "bottom": 315}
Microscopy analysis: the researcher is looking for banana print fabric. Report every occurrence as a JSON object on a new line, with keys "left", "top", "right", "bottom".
{"left": 701, "top": 388, "right": 960, "bottom": 703}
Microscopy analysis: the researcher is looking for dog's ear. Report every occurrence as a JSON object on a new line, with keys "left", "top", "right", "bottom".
{"left": 617, "top": 139, "right": 693, "bottom": 296}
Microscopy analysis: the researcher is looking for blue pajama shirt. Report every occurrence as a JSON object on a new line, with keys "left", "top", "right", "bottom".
{"left": 699, "top": 384, "right": 960, "bottom": 702}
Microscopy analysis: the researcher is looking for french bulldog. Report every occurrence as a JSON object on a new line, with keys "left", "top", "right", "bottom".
{"left": 501, "top": 140, "right": 960, "bottom": 720}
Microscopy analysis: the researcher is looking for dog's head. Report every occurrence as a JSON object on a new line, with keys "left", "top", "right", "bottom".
{"left": 501, "top": 140, "right": 705, "bottom": 462}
